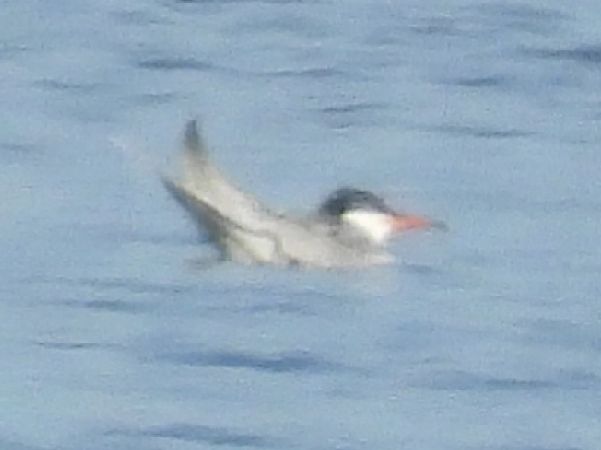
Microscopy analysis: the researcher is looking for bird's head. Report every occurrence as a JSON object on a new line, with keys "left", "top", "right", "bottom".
{"left": 319, "top": 188, "right": 438, "bottom": 245}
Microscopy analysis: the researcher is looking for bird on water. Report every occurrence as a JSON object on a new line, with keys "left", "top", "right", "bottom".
{"left": 163, "top": 120, "right": 443, "bottom": 268}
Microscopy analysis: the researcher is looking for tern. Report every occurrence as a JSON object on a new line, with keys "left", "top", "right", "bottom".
{"left": 163, "top": 120, "right": 440, "bottom": 268}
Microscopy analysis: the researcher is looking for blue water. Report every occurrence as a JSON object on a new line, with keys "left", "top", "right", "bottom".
{"left": 2, "top": 1, "right": 600, "bottom": 449}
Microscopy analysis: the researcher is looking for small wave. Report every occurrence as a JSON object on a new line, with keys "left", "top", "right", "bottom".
{"left": 137, "top": 57, "right": 214, "bottom": 71}
{"left": 157, "top": 348, "right": 345, "bottom": 374}
{"left": 525, "top": 45, "right": 601, "bottom": 64}
{"left": 108, "top": 423, "right": 279, "bottom": 448}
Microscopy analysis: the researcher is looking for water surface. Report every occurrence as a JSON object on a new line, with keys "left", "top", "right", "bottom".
{"left": 2, "top": 1, "right": 600, "bottom": 449}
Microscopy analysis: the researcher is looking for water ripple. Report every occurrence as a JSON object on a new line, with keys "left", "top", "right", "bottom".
{"left": 33, "top": 79, "right": 104, "bottom": 93}
{"left": 50, "top": 276, "right": 196, "bottom": 295}
{"left": 0, "top": 439, "right": 44, "bottom": 450}
{"left": 35, "top": 341, "right": 120, "bottom": 351}
{"left": 110, "top": 423, "right": 278, "bottom": 448}
{"left": 424, "top": 124, "right": 534, "bottom": 139}
{"left": 137, "top": 57, "right": 214, "bottom": 71}
{"left": 319, "top": 102, "right": 385, "bottom": 115}
{"left": 447, "top": 75, "right": 509, "bottom": 88}
{"left": 157, "top": 348, "right": 346, "bottom": 374}
{"left": 0, "top": 43, "right": 28, "bottom": 59}
{"left": 59, "top": 298, "right": 154, "bottom": 314}
{"left": 265, "top": 67, "right": 345, "bottom": 79}
{"left": 414, "top": 369, "right": 600, "bottom": 391}
{"left": 525, "top": 45, "right": 601, "bottom": 64}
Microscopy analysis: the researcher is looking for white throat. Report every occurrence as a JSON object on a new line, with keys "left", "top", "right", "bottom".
{"left": 342, "top": 210, "right": 393, "bottom": 245}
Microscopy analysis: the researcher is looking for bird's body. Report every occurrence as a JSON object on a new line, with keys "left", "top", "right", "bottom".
{"left": 163, "top": 121, "right": 436, "bottom": 268}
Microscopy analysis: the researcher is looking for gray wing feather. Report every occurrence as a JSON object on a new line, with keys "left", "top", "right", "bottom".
{"left": 174, "top": 120, "right": 279, "bottom": 229}
{"left": 162, "top": 123, "right": 292, "bottom": 262}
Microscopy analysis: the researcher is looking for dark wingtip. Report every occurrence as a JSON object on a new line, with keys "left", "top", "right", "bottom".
{"left": 161, "top": 176, "right": 183, "bottom": 203}
{"left": 184, "top": 119, "right": 199, "bottom": 150}
{"left": 161, "top": 175, "right": 176, "bottom": 194}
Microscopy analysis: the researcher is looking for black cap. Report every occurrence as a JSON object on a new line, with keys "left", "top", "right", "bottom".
{"left": 318, "top": 187, "right": 394, "bottom": 218}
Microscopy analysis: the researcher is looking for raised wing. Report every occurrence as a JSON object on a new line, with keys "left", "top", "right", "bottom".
{"left": 176, "top": 121, "right": 278, "bottom": 225}
{"left": 162, "top": 121, "right": 296, "bottom": 263}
